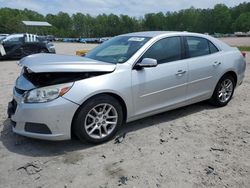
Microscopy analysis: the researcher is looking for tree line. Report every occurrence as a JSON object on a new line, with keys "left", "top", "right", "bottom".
{"left": 0, "top": 2, "right": 249, "bottom": 38}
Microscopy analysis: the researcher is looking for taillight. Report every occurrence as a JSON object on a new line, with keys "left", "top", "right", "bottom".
{"left": 241, "top": 52, "right": 246, "bottom": 58}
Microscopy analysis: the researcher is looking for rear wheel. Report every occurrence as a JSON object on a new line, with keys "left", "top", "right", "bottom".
{"left": 73, "top": 95, "right": 123, "bottom": 144}
{"left": 209, "top": 74, "right": 235, "bottom": 107}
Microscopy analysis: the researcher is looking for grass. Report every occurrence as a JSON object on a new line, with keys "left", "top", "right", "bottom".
{"left": 237, "top": 46, "right": 250, "bottom": 51}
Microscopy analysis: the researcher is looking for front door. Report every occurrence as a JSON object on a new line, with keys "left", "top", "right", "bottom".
{"left": 132, "top": 36, "right": 188, "bottom": 116}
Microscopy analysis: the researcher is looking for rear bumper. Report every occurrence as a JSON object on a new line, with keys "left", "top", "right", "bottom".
{"left": 8, "top": 97, "right": 79, "bottom": 141}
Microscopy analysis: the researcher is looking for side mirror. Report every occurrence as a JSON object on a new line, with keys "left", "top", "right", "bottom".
{"left": 135, "top": 58, "right": 158, "bottom": 70}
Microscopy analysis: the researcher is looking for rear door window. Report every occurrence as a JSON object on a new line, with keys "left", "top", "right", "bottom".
{"left": 186, "top": 37, "right": 209, "bottom": 58}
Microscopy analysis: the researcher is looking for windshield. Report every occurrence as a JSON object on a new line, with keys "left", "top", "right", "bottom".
{"left": 1, "top": 34, "right": 23, "bottom": 43}
{"left": 85, "top": 36, "right": 151, "bottom": 64}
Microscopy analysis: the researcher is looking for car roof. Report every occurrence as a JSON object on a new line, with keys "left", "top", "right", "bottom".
{"left": 120, "top": 31, "right": 213, "bottom": 39}
{"left": 120, "top": 31, "right": 231, "bottom": 51}
{"left": 4, "top": 33, "right": 25, "bottom": 38}
{"left": 121, "top": 31, "right": 177, "bottom": 37}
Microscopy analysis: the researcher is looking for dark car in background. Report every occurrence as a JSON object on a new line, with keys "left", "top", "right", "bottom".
{"left": 0, "top": 33, "right": 55, "bottom": 60}
{"left": 98, "top": 37, "right": 111, "bottom": 43}
{"left": 46, "top": 35, "right": 55, "bottom": 42}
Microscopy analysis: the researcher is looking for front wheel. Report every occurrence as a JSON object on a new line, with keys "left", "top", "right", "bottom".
{"left": 209, "top": 74, "right": 235, "bottom": 107}
{"left": 73, "top": 95, "right": 123, "bottom": 144}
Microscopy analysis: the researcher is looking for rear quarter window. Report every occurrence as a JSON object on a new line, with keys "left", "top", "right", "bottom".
{"left": 209, "top": 41, "right": 219, "bottom": 54}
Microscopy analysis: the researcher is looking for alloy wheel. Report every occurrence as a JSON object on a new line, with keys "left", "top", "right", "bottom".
{"left": 218, "top": 79, "right": 233, "bottom": 103}
{"left": 84, "top": 103, "right": 118, "bottom": 139}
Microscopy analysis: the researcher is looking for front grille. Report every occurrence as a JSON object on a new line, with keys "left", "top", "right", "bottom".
{"left": 15, "top": 87, "right": 26, "bottom": 95}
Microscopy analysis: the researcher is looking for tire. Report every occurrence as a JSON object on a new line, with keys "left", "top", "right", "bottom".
{"left": 209, "top": 74, "right": 235, "bottom": 107}
{"left": 73, "top": 94, "right": 123, "bottom": 144}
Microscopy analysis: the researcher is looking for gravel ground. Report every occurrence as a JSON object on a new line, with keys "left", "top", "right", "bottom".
{"left": 220, "top": 37, "right": 250, "bottom": 47}
{"left": 0, "top": 38, "right": 249, "bottom": 188}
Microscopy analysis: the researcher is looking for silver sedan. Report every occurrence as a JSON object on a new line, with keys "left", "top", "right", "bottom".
{"left": 8, "top": 31, "right": 246, "bottom": 144}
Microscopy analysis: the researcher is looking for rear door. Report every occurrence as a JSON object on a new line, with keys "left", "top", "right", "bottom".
{"left": 184, "top": 36, "right": 221, "bottom": 101}
{"left": 131, "top": 36, "right": 188, "bottom": 116}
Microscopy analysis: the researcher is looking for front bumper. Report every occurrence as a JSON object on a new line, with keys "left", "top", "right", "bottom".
{"left": 8, "top": 97, "right": 79, "bottom": 141}
{"left": 47, "top": 44, "right": 56, "bottom": 53}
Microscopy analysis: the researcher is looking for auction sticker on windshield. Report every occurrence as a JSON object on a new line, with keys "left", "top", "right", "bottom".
{"left": 128, "top": 37, "right": 145, "bottom": 42}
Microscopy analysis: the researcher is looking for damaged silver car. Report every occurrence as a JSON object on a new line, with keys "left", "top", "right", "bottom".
{"left": 8, "top": 31, "right": 246, "bottom": 144}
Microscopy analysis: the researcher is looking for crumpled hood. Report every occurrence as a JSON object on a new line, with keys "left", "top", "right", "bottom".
{"left": 19, "top": 53, "right": 116, "bottom": 73}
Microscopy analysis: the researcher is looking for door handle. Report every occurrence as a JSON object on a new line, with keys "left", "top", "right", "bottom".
{"left": 176, "top": 70, "right": 186, "bottom": 76}
{"left": 213, "top": 61, "right": 221, "bottom": 67}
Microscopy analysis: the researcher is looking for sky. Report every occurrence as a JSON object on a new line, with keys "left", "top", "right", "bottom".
{"left": 0, "top": 0, "right": 248, "bottom": 16}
